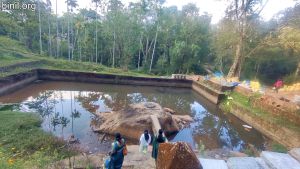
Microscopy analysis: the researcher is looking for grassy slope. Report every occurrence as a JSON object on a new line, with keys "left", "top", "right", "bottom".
{"left": 0, "top": 37, "right": 40, "bottom": 66}
{"left": 0, "top": 36, "right": 153, "bottom": 78}
{"left": 0, "top": 110, "right": 75, "bottom": 169}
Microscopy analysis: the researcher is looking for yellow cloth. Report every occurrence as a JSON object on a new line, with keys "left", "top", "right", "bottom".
{"left": 250, "top": 81, "right": 260, "bottom": 92}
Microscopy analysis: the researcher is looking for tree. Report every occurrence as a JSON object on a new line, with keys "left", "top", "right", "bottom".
{"left": 277, "top": 4, "right": 300, "bottom": 76}
{"left": 66, "top": 0, "right": 78, "bottom": 60}
{"left": 56, "top": 0, "right": 59, "bottom": 58}
{"left": 38, "top": 0, "right": 43, "bottom": 55}
{"left": 226, "top": 0, "right": 269, "bottom": 78}
{"left": 46, "top": 0, "right": 52, "bottom": 56}
{"left": 277, "top": 27, "right": 300, "bottom": 76}
{"left": 149, "top": 0, "right": 165, "bottom": 73}
{"left": 92, "top": 0, "right": 100, "bottom": 64}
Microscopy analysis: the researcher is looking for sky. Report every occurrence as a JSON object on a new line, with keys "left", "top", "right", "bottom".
{"left": 50, "top": 0, "right": 298, "bottom": 24}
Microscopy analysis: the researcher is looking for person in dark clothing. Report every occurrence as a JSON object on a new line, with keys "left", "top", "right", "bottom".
{"left": 152, "top": 129, "right": 167, "bottom": 160}
{"left": 109, "top": 133, "right": 126, "bottom": 169}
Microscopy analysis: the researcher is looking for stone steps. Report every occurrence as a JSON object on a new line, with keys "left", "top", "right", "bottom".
{"left": 199, "top": 149, "right": 300, "bottom": 169}
{"left": 199, "top": 158, "right": 228, "bottom": 169}
{"left": 227, "top": 157, "right": 265, "bottom": 169}
{"left": 289, "top": 148, "right": 300, "bottom": 162}
{"left": 255, "top": 157, "right": 270, "bottom": 169}
{"left": 52, "top": 148, "right": 300, "bottom": 169}
{"left": 261, "top": 151, "right": 300, "bottom": 169}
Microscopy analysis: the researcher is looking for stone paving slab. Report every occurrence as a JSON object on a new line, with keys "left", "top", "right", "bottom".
{"left": 261, "top": 151, "right": 300, "bottom": 169}
{"left": 255, "top": 157, "right": 270, "bottom": 169}
{"left": 227, "top": 157, "right": 265, "bottom": 169}
{"left": 199, "top": 158, "right": 228, "bottom": 169}
{"left": 289, "top": 148, "right": 300, "bottom": 162}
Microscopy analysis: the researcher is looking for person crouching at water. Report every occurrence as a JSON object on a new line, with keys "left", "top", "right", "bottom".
{"left": 152, "top": 129, "right": 167, "bottom": 160}
{"left": 109, "top": 133, "right": 126, "bottom": 169}
{"left": 139, "top": 130, "right": 151, "bottom": 154}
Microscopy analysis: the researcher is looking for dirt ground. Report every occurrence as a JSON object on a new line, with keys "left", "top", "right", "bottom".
{"left": 268, "top": 90, "right": 300, "bottom": 103}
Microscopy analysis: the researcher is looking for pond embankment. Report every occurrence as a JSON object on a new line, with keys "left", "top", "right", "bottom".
{"left": 0, "top": 69, "right": 224, "bottom": 104}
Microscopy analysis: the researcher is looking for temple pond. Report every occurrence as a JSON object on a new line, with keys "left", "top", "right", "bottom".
{"left": 0, "top": 81, "right": 269, "bottom": 153}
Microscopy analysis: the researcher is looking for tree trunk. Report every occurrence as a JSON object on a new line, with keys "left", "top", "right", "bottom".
{"left": 71, "top": 19, "right": 77, "bottom": 61}
{"left": 95, "top": 3, "right": 98, "bottom": 64}
{"left": 100, "top": 43, "right": 103, "bottom": 64}
{"left": 227, "top": 0, "right": 246, "bottom": 78}
{"left": 138, "top": 34, "right": 142, "bottom": 70}
{"left": 149, "top": 25, "right": 158, "bottom": 73}
{"left": 295, "top": 61, "right": 300, "bottom": 77}
{"left": 67, "top": 5, "right": 71, "bottom": 61}
{"left": 145, "top": 36, "right": 149, "bottom": 61}
{"left": 61, "top": 23, "right": 64, "bottom": 57}
{"left": 48, "top": 12, "right": 52, "bottom": 57}
{"left": 71, "top": 14, "right": 74, "bottom": 60}
{"left": 56, "top": 0, "right": 59, "bottom": 58}
{"left": 38, "top": 0, "right": 43, "bottom": 55}
{"left": 112, "top": 30, "right": 116, "bottom": 68}
{"left": 84, "top": 23, "right": 87, "bottom": 62}
{"left": 228, "top": 41, "right": 242, "bottom": 78}
{"left": 79, "top": 40, "right": 82, "bottom": 61}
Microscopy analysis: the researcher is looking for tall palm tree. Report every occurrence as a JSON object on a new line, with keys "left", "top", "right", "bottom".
{"left": 66, "top": 0, "right": 78, "bottom": 61}
{"left": 56, "top": 0, "right": 59, "bottom": 58}
{"left": 46, "top": 0, "right": 52, "bottom": 56}
{"left": 38, "top": 0, "right": 43, "bottom": 55}
{"left": 92, "top": 0, "right": 101, "bottom": 64}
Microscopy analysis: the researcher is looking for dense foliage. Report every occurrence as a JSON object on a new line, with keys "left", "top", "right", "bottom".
{"left": 0, "top": 0, "right": 299, "bottom": 83}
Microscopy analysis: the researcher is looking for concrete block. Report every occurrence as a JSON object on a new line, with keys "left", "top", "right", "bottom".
{"left": 227, "top": 157, "right": 264, "bottom": 169}
{"left": 255, "top": 157, "right": 270, "bottom": 169}
{"left": 261, "top": 151, "right": 300, "bottom": 169}
{"left": 289, "top": 148, "right": 300, "bottom": 162}
{"left": 199, "top": 158, "right": 228, "bottom": 169}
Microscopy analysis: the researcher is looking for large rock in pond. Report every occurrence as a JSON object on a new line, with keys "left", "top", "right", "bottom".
{"left": 91, "top": 102, "right": 193, "bottom": 141}
{"left": 157, "top": 142, "right": 203, "bottom": 169}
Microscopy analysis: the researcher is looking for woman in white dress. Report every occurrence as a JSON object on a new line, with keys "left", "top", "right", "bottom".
{"left": 139, "top": 130, "right": 151, "bottom": 154}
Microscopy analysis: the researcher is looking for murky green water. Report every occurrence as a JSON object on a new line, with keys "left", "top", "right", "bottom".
{"left": 0, "top": 81, "right": 269, "bottom": 153}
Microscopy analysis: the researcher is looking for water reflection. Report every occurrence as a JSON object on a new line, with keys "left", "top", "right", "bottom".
{"left": 0, "top": 81, "right": 268, "bottom": 152}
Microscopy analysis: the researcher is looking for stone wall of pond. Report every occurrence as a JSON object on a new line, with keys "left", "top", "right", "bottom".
{"left": 0, "top": 69, "right": 224, "bottom": 104}
{"left": 192, "top": 81, "right": 224, "bottom": 104}
{"left": 37, "top": 69, "right": 192, "bottom": 88}
{"left": 221, "top": 102, "right": 300, "bottom": 149}
{"left": 0, "top": 70, "right": 38, "bottom": 97}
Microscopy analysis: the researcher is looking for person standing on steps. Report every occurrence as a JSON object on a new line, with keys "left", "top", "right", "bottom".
{"left": 109, "top": 133, "right": 126, "bottom": 169}
{"left": 139, "top": 130, "right": 152, "bottom": 154}
{"left": 152, "top": 129, "right": 167, "bottom": 160}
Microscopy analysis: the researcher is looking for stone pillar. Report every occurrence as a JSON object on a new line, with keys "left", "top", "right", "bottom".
{"left": 156, "top": 142, "right": 202, "bottom": 169}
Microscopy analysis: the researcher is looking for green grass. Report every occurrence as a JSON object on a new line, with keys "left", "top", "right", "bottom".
{"left": 42, "top": 58, "right": 155, "bottom": 77}
{"left": 270, "top": 143, "right": 288, "bottom": 153}
{"left": 0, "top": 111, "right": 76, "bottom": 169}
{"left": 0, "top": 57, "right": 155, "bottom": 78}
{"left": 0, "top": 35, "right": 154, "bottom": 78}
{"left": 0, "top": 36, "right": 40, "bottom": 67}
{"left": 0, "top": 37, "right": 28, "bottom": 52}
